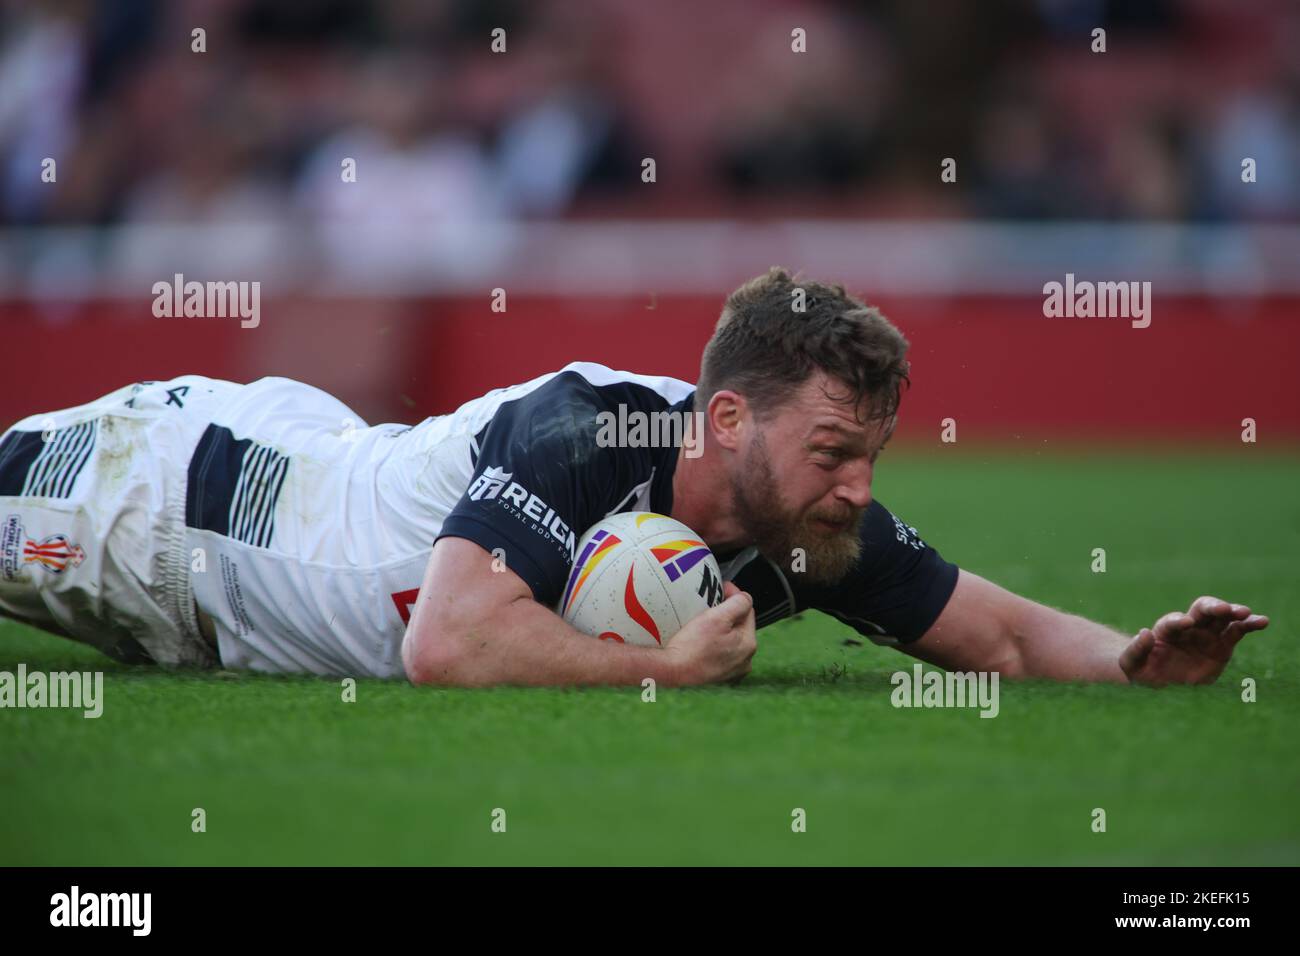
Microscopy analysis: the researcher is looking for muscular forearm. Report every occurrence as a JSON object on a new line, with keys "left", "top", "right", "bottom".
{"left": 404, "top": 594, "right": 679, "bottom": 688}
{"left": 912, "top": 571, "right": 1263, "bottom": 686}
{"left": 911, "top": 571, "right": 1132, "bottom": 683}
{"left": 1012, "top": 600, "right": 1130, "bottom": 683}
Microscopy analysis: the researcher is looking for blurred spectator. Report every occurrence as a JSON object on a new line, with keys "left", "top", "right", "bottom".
{"left": 0, "top": 2, "right": 85, "bottom": 224}
{"left": 970, "top": 86, "right": 1076, "bottom": 219}
{"left": 713, "top": 10, "right": 887, "bottom": 195}
{"left": 293, "top": 55, "right": 510, "bottom": 282}
{"left": 1100, "top": 113, "right": 1196, "bottom": 219}
{"left": 488, "top": 3, "right": 642, "bottom": 216}
{"left": 1204, "top": 90, "right": 1300, "bottom": 220}
{"left": 1199, "top": 10, "right": 1300, "bottom": 222}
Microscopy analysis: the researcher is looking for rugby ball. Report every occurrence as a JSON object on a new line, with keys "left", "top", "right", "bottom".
{"left": 558, "top": 512, "right": 724, "bottom": 646}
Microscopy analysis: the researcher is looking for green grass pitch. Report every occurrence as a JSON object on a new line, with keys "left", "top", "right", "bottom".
{"left": 2, "top": 445, "right": 1297, "bottom": 865}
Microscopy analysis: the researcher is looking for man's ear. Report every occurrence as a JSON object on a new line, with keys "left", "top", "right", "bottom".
{"left": 707, "top": 389, "right": 747, "bottom": 452}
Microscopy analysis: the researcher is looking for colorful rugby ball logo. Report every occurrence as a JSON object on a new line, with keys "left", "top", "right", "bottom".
{"left": 618, "top": 564, "right": 660, "bottom": 644}
{"left": 559, "top": 512, "right": 724, "bottom": 648}
{"left": 649, "top": 538, "right": 710, "bottom": 582}
{"left": 559, "top": 528, "right": 621, "bottom": 616}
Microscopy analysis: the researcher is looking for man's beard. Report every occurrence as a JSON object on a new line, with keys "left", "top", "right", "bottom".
{"left": 730, "top": 431, "right": 864, "bottom": 584}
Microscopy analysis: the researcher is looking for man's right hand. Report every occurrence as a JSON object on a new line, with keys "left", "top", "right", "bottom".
{"left": 665, "top": 582, "right": 757, "bottom": 685}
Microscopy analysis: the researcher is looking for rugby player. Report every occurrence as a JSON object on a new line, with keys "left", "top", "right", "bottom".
{"left": 0, "top": 268, "right": 1268, "bottom": 686}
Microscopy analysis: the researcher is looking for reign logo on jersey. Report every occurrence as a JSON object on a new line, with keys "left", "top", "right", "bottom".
{"left": 468, "top": 465, "right": 578, "bottom": 562}
{"left": 467, "top": 466, "right": 512, "bottom": 501}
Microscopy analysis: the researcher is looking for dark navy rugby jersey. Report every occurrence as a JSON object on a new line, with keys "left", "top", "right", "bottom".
{"left": 436, "top": 364, "right": 959, "bottom": 645}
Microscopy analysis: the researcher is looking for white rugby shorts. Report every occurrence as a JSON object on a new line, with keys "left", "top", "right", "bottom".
{"left": 0, "top": 376, "right": 241, "bottom": 667}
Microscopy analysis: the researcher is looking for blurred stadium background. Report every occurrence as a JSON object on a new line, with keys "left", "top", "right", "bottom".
{"left": 2, "top": 0, "right": 1297, "bottom": 440}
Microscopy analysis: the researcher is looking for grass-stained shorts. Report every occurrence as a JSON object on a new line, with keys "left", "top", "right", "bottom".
{"left": 0, "top": 376, "right": 241, "bottom": 667}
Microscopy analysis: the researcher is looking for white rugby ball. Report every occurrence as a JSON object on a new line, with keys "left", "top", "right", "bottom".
{"left": 558, "top": 512, "right": 724, "bottom": 646}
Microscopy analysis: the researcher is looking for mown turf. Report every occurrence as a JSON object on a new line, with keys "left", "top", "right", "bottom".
{"left": 2, "top": 445, "right": 1297, "bottom": 865}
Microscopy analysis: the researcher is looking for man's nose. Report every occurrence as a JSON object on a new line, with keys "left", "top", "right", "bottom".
{"left": 836, "top": 459, "right": 873, "bottom": 510}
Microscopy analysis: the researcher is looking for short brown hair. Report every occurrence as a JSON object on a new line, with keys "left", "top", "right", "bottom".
{"left": 696, "top": 267, "right": 910, "bottom": 422}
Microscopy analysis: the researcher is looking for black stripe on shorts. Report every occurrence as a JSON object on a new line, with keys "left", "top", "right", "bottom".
{"left": 186, "top": 424, "right": 289, "bottom": 548}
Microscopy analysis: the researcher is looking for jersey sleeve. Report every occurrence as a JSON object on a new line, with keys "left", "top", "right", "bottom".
{"left": 435, "top": 377, "right": 626, "bottom": 607}
{"left": 787, "top": 499, "right": 959, "bottom": 645}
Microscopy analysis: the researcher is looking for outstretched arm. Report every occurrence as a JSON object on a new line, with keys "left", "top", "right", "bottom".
{"left": 904, "top": 569, "right": 1269, "bottom": 685}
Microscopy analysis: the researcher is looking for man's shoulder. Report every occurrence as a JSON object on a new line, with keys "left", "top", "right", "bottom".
{"left": 538, "top": 363, "right": 695, "bottom": 411}
{"left": 469, "top": 363, "right": 695, "bottom": 441}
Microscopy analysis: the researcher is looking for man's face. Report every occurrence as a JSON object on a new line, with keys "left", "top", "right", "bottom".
{"left": 728, "top": 374, "right": 893, "bottom": 583}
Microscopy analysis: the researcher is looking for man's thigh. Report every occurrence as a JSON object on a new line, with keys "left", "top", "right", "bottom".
{"left": 0, "top": 376, "right": 240, "bottom": 666}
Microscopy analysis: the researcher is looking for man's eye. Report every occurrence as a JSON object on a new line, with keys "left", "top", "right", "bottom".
{"left": 816, "top": 448, "right": 845, "bottom": 461}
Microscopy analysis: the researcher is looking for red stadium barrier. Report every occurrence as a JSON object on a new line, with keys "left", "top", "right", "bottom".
{"left": 8, "top": 296, "right": 1299, "bottom": 441}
